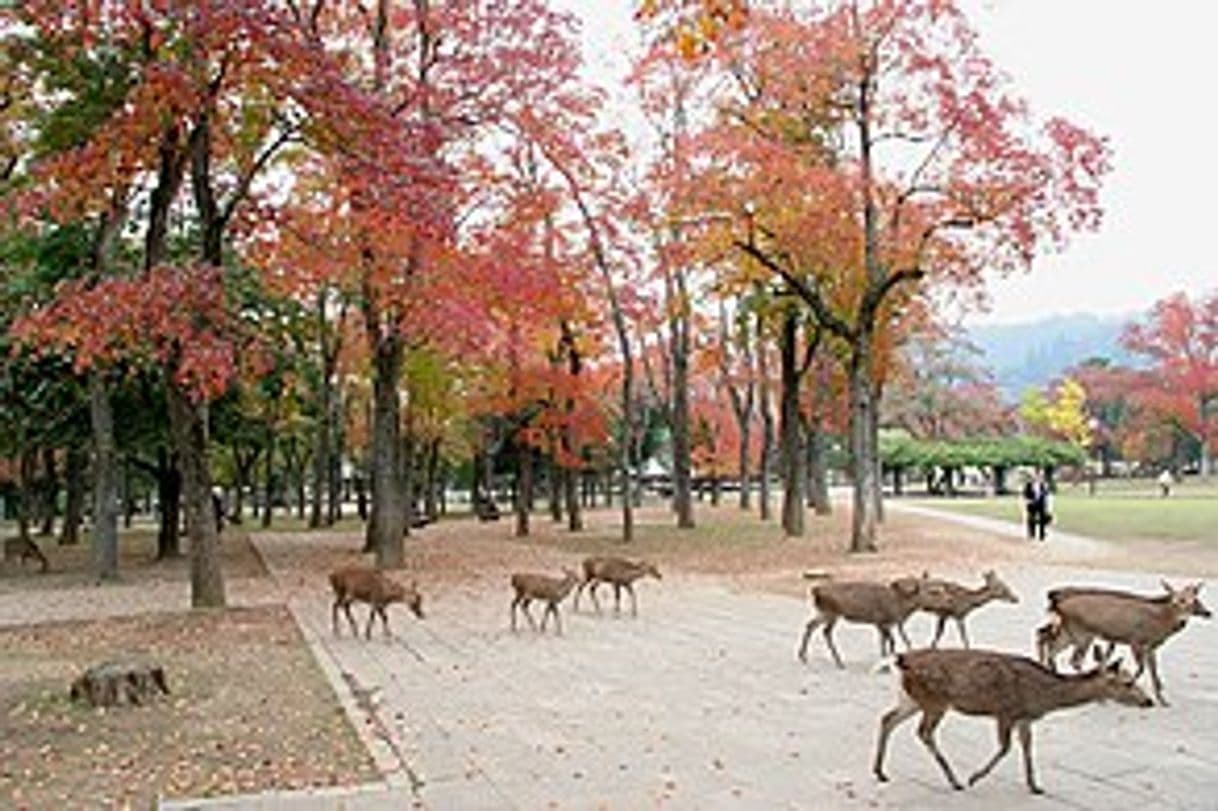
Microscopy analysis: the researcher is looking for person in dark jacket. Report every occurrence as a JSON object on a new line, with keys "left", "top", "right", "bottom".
{"left": 1022, "top": 471, "right": 1049, "bottom": 540}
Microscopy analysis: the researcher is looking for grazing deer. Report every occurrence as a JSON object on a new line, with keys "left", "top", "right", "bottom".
{"left": 1037, "top": 581, "right": 1210, "bottom": 705}
{"left": 573, "top": 556, "right": 662, "bottom": 616}
{"left": 510, "top": 568, "right": 581, "bottom": 634}
{"left": 329, "top": 566, "right": 424, "bottom": 640}
{"left": 797, "top": 575, "right": 922, "bottom": 668}
{"left": 873, "top": 648, "right": 1153, "bottom": 794}
{"left": 916, "top": 570, "right": 1019, "bottom": 649}
{"left": 3, "top": 535, "right": 49, "bottom": 573}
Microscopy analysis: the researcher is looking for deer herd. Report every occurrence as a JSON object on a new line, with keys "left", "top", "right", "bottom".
{"left": 326, "top": 554, "right": 1209, "bottom": 796}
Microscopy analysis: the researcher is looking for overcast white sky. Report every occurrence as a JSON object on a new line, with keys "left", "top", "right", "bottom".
{"left": 553, "top": 0, "right": 1218, "bottom": 325}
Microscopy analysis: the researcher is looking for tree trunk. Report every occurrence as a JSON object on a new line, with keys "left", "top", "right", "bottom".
{"left": 670, "top": 282, "right": 694, "bottom": 530}
{"left": 261, "top": 424, "right": 275, "bottom": 529}
{"left": 805, "top": 416, "right": 831, "bottom": 515}
{"left": 166, "top": 380, "right": 224, "bottom": 607}
{"left": 90, "top": 374, "right": 119, "bottom": 579}
{"left": 366, "top": 336, "right": 405, "bottom": 566}
{"left": 779, "top": 311, "right": 805, "bottom": 537}
{"left": 757, "top": 314, "right": 774, "bottom": 523}
{"left": 848, "top": 335, "right": 879, "bottom": 553}
{"left": 38, "top": 447, "right": 58, "bottom": 536}
{"left": 400, "top": 431, "right": 415, "bottom": 534}
{"left": 871, "top": 382, "right": 884, "bottom": 523}
{"left": 59, "top": 443, "right": 87, "bottom": 546}
{"left": 548, "top": 449, "right": 563, "bottom": 523}
{"left": 514, "top": 442, "right": 533, "bottom": 537}
{"left": 155, "top": 447, "right": 181, "bottom": 559}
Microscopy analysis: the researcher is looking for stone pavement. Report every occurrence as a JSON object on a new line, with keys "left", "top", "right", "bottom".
{"left": 164, "top": 524, "right": 1218, "bottom": 811}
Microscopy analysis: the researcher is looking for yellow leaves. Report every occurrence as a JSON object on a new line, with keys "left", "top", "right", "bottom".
{"left": 1020, "top": 376, "right": 1093, "bottom": 448}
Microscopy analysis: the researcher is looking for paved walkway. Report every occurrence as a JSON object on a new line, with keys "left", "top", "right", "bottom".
{"left": 164, "top": 527, "right": 1218, "bottom": 811}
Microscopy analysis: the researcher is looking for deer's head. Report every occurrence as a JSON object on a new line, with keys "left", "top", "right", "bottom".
{"left": 386, "top": 578, "right": 425, "bottom": 619}
{"left": 984, "top": 570, "right": 1019, "bottom": 603}
{"left": 1163, "top": 580, "right": 1211, "bottom": 619}
{"left": 639, "top": 560, "right": 663, "bottom": 580}
{"left": 1092, "top": 658, "right": 1154, "bottom": 709}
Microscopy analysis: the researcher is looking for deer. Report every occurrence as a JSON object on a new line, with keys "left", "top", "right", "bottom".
{"left": 329, "top": 565, "right": 424, "bottom": 640}
{"left": 510, "top": 568, "right": 581, "bottom": 634}
{"left": 3, "top": 535, "right": 49, "bottom": 573}
{"left": 797, "top": 575, "right": 923, "bottom": 668}
{"left": 915, "top": 570, "right": 1019, "bottom": 649}
{"left": 1036, "top": 580, "right": 1210, "bottom": 705}
{"left": 573, "top": 556, "right": 662, "bottom": 616}
{"left": 873, "top": 648, "right": 1153, "bottom": 794}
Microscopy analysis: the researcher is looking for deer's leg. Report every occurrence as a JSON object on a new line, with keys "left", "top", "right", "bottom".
{"left": 332, "top": 598, "right": 343, "bottom": 636}
{"left": 917, "top": 704, "right": 963, "bottom": 791}
{"left": 520, "top": 598, "right": 538, "bottom": 630}
{"left": 613, "top": 583, "right": 622, "bottom": 614}
{"left": 573, "top": 581, "right": 586, "bottom": 612}
{"left": 1146, "top": 648, "right": 1168, "bottom": 706}
{"left": 627, "top": 582, "right": 638, "bottom": 617}
{"left": 1016, "top": 720, "right": 1042, "bottom": 794}
{"left": 510, "top": 595, "right": 522, "bottom": 632}
{"left": 877, "top": 626, "right": 894, "bottom": 657}
{"left": 797, "top": 615, "right": 822, "bottom": 663}
{"left": 930, "top": 615, "right": 947, "bottom": 648}
{"left": 550, "top": 602, "right": 563, "bottom": 635}
{"left": 540, "top": 601, "right": 551, "bottom": 631}
{"left": 896, "top": 621, "right": 912, "bottom": 651}
{"left": 378, "top": 605, "right": 392, "bottom": 638}
{"left": 1128, "top": 644, "right": 1147, "bottom": 680}
{"left": 968, "top": 718, "right": 1013, "bottom": 786}
{"left": 1067, "top": 630, "right": 1095, "bottom": 671}
{"left": 364, "top": 606, "right": 377, "bottom": 640}
{"left": 873, "top": 690, "right": 919, "bottom": 782}
{"left": 589, "top": 581, "right": 602, "bottom": 614}
{"left": 955, "top": 618, "right": 970, "bottom": 649}
{"left": 823, "top": 618, "right": 845, "bottom": 669}
{"left": 342, "top": 601, "right": 360, "bottom": 637}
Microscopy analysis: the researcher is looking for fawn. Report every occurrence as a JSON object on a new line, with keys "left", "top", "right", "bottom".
{"left": 573, "top": 556, "right": 662, "bottom": 616}
{"left": 510, "top": 568, "right": 581, "bottom": 634}
{"left": 329, "top": 565, "right": 424, "bottom": 639}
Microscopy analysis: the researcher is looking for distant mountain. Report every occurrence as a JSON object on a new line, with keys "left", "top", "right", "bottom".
{"left": 967, "top": 313, "right": 1139, "bottom": 401}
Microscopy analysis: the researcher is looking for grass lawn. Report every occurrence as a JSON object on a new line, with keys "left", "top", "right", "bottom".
{"left": 908, "top": 477, "right": 1218, "bottom": 544}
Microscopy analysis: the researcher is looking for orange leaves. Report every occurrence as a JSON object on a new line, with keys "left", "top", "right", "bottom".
{"left": 10, "top": 264, "right": 243, "bottom": 402}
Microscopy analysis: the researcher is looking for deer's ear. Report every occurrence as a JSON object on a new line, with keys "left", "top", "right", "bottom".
{"left": 1091, "top": 644, "right": 1105, "bottom": 665}
{"left": 1106, "top": 658, "right": 1123, "bottom": 674}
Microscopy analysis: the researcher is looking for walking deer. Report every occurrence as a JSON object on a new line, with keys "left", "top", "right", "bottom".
{"left": 1037, "top": 581, "right": 1210, "bottom": 705}
{"left": 916, "top": 570, "right": 1019, "bottom": 648}
{"left": 329, "top": 566, "right": 424, "bottom": 639}
{"left": 573, "top": 556, "right": 662, "bottom": 616}
{"left": 510, "top": 568, "right": 581, "bottom": 634}
{"left": 797, "top": 575, "right": 922, "bottom": 667}
{"left": 3, "top": 535, "right": 49, "bottom": 573}
{"left": 873, "top": 648, "right": 1153, "bottom": 794}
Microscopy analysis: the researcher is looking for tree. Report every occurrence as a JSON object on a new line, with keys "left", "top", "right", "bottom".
{"left": 1122, "top": 291, "right": 1218, "bottom": 477}
{"left": 688, "top": 2, "right": 1108, "bottom": 551}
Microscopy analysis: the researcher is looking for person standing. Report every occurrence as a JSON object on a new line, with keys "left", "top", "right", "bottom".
{"left": 1023, "top": 471, "right": 1049, "bottom": 540}
{"left": 1158, "top": 468, "right": 1173, "bottom": 497}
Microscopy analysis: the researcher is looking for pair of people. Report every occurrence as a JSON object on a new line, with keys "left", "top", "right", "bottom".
{"left": 1023, "top": 471, "right": 1051, "bottom": 540}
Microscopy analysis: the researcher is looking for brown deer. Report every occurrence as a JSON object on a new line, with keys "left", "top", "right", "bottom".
{"left": 1037, "top": 581, "right": 1210, "bottom": 705}
{"left": 329, "top": 565, "right": 424, "bottom": 639}
{"left": 510, "top": 568, "right": 581, "bottom": 634}
{"left": 797, "top": 575, "right": 922, "bottom": 668}
{"left": 573, "top": 556, "right": 662, "bottom": 616}
{"left": 3, "top": 535, "right": 49, "bottom": 573}
{"left": 916, "top": 570, "right": 1019, "bottom": 649}
{"left": 873, "top": 648, "right": 1153, "bottom": 794}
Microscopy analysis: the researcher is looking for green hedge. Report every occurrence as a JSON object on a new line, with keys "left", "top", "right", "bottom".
{"left": 880, "top": 435, "right": 1085, "bottom": 470}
